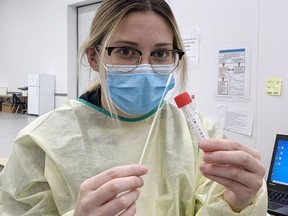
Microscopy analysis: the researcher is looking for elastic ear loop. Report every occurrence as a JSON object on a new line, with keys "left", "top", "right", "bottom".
{"left": 138, "top": 73, "right": 173, "bottom": 164}
{"left": 94, "top": 47, "right": 119, "bottom": 122}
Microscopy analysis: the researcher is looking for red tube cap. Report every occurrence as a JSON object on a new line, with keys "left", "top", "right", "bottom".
{"left": 174, "top": 92, "right": 192, "bottom": 108}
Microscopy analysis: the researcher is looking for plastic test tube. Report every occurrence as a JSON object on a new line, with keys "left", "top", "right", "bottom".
{"left": 174, "top": 92, "right": 209, "bottom": 142}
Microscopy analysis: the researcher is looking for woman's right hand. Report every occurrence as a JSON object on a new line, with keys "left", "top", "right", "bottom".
{"left": 73, "top": 164, "right": 148, "bottom": 216}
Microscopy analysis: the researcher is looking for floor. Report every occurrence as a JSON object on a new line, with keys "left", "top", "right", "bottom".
{"left": 0, "top": 111, "right": 38, "bottom": 158}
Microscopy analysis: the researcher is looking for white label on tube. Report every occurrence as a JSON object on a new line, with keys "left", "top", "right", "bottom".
{"left": 183, "top": 104, "right": 209, "bottom": 142}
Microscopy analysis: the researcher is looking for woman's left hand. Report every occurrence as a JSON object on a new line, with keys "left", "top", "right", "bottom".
{"left": 199, "top": 139, "right": 266, "bottom": 212}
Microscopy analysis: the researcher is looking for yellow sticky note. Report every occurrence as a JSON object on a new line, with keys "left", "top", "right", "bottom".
{"left": 266, "top": 77, "right": 282, "bottom": 96}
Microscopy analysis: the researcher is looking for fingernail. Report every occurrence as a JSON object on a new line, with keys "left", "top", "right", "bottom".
{"left": 200, "top": 140, "right": 209, "bottom": 147}
{"left": 139, "top": 165, "right": 148, "bottom": 173}
{"left": 199, "top": 164, "right": 206, "bottom": 172}
{"left": 132, "top": 189, "right": 140, "bottom": 198}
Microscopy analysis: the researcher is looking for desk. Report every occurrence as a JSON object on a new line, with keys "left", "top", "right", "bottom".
{"left": 0, "top": 95, "right": 27, "bottom": 103}
{"left": 0, "top": 95, "right": 28, "bottom": 113}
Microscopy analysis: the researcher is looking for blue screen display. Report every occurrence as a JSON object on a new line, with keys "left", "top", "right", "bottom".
{"left": 271, "top": 139, "right": 288, "bottom": 185}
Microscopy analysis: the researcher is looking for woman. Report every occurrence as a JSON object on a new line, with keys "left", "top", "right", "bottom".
{"left": 1, "top": 0, "right": 267, "bottom": 215}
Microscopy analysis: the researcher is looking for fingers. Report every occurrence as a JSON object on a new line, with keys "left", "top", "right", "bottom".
{"left": 200, "top": 139, "right": 261, "bottom": 160}
{"left": 199, "top": 139, "right": 266, "bottom": 182}
{"left": 200, "top": 163, "right": 263, "bottom": 191}
{"left": 199, "top": 139, "right": 266, "bottom": 210}
{"left": 101, "top": 189, "right": 140, "bottom": 216}
{"left": 201, "top": 167, "right": 263, "bottom": 211}
{"left": 119, "top": 203, "right": 137, "bottom": 216}
{"left": 202, "top": 171, "right": 259, "bottom": 210}
{"left": 201, "top": 150, "right": 265, "bottom": 175}
{"left": 75, "top": 164, "right": 148, "bottom": 216}
{"left": 83, "top": 164, "right": 148, "bottom": 191}
{"left": 92, "top": 176, "right": 144, "bottom": 206}
{"left": 202, "top": 172, "right": 254, "bottom": 197}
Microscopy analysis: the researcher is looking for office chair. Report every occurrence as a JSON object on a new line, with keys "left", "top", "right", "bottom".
{"left": 11, "top": 94, "right": 27, "bottom": 113}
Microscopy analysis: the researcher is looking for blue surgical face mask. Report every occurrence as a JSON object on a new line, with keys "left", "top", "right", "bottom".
{"left": 106, "top": 64, "right": 175, "bottom": 116}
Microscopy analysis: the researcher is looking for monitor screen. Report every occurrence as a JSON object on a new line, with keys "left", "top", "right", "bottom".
{"left": 270, "top": 137, "right": 288, "bottom": 185}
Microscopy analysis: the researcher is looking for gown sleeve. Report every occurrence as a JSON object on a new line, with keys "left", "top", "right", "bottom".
{"left": 1, "top": 135, "right": 60, "bottom": 215}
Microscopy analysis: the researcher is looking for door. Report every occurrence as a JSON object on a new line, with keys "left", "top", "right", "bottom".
{"left": 77, "top": 2, "right": 101, "bottom": 96}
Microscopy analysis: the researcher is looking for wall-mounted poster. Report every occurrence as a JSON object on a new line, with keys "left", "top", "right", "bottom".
{"left": 214, "top": 43, "right": 251, "bottom": 102}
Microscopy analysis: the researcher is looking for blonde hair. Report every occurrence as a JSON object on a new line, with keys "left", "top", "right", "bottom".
{"left": 80, "top": 0, "right": 188, "bottom": 114}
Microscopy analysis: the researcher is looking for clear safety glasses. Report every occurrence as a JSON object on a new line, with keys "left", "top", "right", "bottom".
{"left": 105, "top": 46, "right": 185, "bottom": 74}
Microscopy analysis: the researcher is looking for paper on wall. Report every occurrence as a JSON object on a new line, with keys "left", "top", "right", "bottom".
{"left": 266, "top": 77, "right": 282, "bottom": 96}
{"left": 181, "top": 27, "right": 199, "bottom": 69}
{"left": 216, "top": 104, "right": 254, "bottom": 136}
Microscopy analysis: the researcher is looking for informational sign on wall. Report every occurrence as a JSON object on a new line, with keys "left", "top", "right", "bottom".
{"left": 214, "top": 43, "right": 251, "bottom": 102}
{"left": 216, "top": 104, "right": 254, "bottom": 136}
{"left": 181, "top": 27, "right": 199, "bottom": 69}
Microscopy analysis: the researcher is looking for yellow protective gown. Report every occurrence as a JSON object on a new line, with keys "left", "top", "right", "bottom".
{"left": 0, "top": 99, "right": 267, "bottom": 216}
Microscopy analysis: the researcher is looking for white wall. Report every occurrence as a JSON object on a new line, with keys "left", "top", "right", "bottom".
{"left": 1, "top": 0, "right": 288, "bottom": 176}
{"left": 173, "top": 0, "right": 260, "bottom": 150}
{"left": 0, "top": 0, "right": 69, "bottom": 107}
{"left": 0, "top": 0, "right": 102, "bottom": 106}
